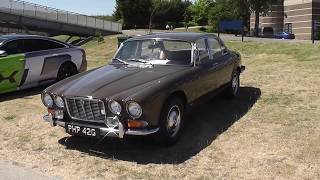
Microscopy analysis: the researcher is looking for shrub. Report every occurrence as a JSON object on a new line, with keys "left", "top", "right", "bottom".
{"left": 94, "top": 31, "right": 104, "bottom": 43}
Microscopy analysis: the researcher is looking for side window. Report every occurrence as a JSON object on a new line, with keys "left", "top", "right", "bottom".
{"left": 208, "top": 38, "right": 222, "bottom": 59}
{"left": 24, "top": 39, "right": 37, "bottom": 52}
{"left": 2, "top": 40, "right": 24, "bottom": 55}
{"left": 28, "top": 39, "right": 66, "bottom": 52}
{"left": 195, "top": 38, "right": 209, "bottom": 62}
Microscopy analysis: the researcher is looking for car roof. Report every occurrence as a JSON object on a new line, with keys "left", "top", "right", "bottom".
{"left": 0, "top": 34, "right": 70, "bottom": 46}
{"left": 0, "top": 34, "right": 46, "bottom": 39}
{"left": 128, "top": 32, "right": 219, "bottom": 43}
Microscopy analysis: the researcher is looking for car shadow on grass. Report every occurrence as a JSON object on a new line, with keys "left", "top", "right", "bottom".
{"left": 0, "top": 86, "right": 45, "bottom": 102}
{"left": 58, "top": 86, "right": 261, "bottom": 165}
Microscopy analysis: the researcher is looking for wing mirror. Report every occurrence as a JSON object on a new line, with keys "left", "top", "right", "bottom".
{"left": 222, "top": 48, "right": 228, "bottom": 55}
{"left": 0, "top": 50, "right": 8, "bottom": 57}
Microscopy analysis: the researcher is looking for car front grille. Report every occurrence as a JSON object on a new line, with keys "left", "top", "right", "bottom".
{"left": 66, "top": 97, "right": 106, "bottom": 122}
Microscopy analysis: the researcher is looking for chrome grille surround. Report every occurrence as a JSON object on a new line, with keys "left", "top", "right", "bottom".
{"left": 65, "top": 97, "right": 107, "bottom": 122}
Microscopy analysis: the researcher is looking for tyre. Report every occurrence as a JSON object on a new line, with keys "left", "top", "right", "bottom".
{"left": 154, "top": 97, "right": 185, "bottom": 145}
{"left": 57, "top": 63, "right": 77, "bottom": 81}
{"left": 224, "top": 70, "right": 240, "bottom": 98}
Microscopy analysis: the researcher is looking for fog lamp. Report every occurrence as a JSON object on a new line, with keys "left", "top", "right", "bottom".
{"left": 105, "top": 116, "right": 120, "bottom": 128}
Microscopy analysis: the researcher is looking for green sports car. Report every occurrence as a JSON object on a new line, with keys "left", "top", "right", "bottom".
{"left": 0, "top": 34, "right": 87, "bottom": 95}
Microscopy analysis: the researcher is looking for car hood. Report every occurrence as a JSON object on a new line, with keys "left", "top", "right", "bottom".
{"left": 48, "top": 64, "right": 189, "bottom": 99}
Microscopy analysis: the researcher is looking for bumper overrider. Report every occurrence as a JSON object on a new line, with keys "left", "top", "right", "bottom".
{"left": 43, "top": 114, "right": 159, "bottom": 139}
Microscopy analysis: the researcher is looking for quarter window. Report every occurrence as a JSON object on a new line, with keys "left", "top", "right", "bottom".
{"left": 195, "top": 38, "right": 209, "bottom": 62}
{"left": 208, "top": 38, "right": 222, "bottom": 59}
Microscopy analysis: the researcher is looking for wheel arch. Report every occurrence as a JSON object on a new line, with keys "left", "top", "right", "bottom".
{"left": 166, "top": 90, "right": 188, "bottom": 108}
{"left": 58, "top": 61, "right": 78, "bottom": 74}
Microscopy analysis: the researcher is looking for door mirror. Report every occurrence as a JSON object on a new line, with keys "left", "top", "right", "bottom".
{"left": 0, "top": 50, "right": 8, "bottom": 57}
{"left": 222, "top": 48, "right": 228, "bottom": 55}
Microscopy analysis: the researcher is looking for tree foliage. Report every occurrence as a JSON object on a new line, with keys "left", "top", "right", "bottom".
{"left": 208, "top": 0, "right": 249, "bottom": 32}
{"left": 153, "top": 0, "right": 192, "bottom": 28}
{"left": 114, "top": 0, "right": 192, "bottom": 29}
{"left": 189, "top": 0, "right": 212, "bottom": 26}
{"left": 113, "top": 0, "right": 152, "bottom": 29}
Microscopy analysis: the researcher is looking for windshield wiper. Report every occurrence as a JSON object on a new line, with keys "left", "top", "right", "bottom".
{"left": 112, "top": 58, "right": 129, "bottom": 65}
{"left": 127, "top": 58, "right": 153, "bottom": 65}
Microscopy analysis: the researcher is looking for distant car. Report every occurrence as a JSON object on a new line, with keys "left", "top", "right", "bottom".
{"left": 41, "top": 33, "right": 245, "bottom": 145}
{"left": 274, "top": 32, "right": 295, "bottom": 39}
{"left": 0, "top": 34, "right": 87, "bottom": 94}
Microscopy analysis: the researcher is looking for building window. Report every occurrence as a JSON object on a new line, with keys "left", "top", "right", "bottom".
{"left": 285, "top": 23, "right": 292, "bottom": 34}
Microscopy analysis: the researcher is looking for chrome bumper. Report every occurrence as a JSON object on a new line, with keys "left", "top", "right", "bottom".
{"left": 43, "top": 115, "right": 159, "bottom": 139}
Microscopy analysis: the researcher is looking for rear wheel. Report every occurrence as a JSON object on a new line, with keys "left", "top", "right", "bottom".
{"left": 154, "top": 97, "right": 185, "bottom": 145}
{"left": 224, "top": 70, "right": 240, "bottom": 98}
{"left": 57, "top": 63, "right": 77, "bottom": 81}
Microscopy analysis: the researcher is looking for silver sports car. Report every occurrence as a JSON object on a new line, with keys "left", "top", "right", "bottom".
{"left": 0, "top": 34, "right": 87, "bottom": 94}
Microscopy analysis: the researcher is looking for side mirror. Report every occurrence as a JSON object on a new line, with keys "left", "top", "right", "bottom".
{"left": 0, "top": 50, "right": 8, "bottom": 57}
{"left": 222, "top": 48, "right": 228, "bottom": 55}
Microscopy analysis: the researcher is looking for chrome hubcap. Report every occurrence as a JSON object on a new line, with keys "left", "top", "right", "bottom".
{"left": 232, "top": 73, "right": 239, "bottom": 93}
{"left": 167, "top": 105, "right": 181, "bottom": 137}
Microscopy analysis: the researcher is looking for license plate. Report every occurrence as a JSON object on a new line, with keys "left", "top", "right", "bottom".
{"left": 65, "top": 124, "right": 100, "bottom": 138}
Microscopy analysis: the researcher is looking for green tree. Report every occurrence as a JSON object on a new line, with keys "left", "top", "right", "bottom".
{"left": 114, "top": 0, "right": 152, "bottom": 29}
{"left": 114, "top": 0, "right": 192, "bottom": 29}
{"left": 153, "top": 0, "right": 192, "bottom": 28}
{"left": 208, "top": 0, "right": 240, "bottom": 31}
{"left": 189, "top": 0, "right": 211, "bottom": 26}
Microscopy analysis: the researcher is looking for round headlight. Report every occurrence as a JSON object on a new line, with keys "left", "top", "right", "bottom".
{"left": 54, "top": 96, "right": 65, "bottom": 108}
{"left": 108, "top": 100, "right": 122, "bottom": 115}
{"left": 127, "top": 102, "right": 142, "bottom": 118}
{"left": 43, "top": 93, "right": 53, "bottom": 107}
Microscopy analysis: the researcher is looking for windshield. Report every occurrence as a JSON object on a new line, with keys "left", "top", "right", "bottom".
{"left": 114, "top": 39, "right": 192, "bottom": 65}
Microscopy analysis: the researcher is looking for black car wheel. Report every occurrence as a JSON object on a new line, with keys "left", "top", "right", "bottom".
{"left": 224, "top": 70, "right": 240, "bottom": 98}
{"left": 154, "top": 97, "right": 184, "bottom": 145}
{"left": 57, "top": 63, "right": 77, "bottom": 81}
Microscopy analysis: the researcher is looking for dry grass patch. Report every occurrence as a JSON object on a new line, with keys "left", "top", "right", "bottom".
{"left": 0, "top": 39, "right": 319, "bottom": 179}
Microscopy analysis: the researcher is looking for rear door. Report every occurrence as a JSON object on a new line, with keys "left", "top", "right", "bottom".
{"left": 0, "top": 40, "right": 25, "bottom": 94}
{"left": 22, "top": 38, "right": 68, "bottom": 88}
{"left": 192, "top": 38, "right": 220, "bottom": 97}
{"left": 208, "top": 37, "right": 234, "bottom": 88}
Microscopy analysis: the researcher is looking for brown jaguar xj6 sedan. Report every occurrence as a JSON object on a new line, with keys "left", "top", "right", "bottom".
{"left": 42, "top": 33, "right": 245, "bottom": 145}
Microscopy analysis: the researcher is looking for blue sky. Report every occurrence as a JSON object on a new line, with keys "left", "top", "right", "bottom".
{"left": 24, "top": 0, "right": 117, "bottom": 15}
{"left": 24, "top": 0, "right": 196, "bottom": 16}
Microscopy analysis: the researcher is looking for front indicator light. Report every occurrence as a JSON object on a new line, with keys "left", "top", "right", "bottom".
{"left": 127, "top": 120, "right": 148, "bottom": 128}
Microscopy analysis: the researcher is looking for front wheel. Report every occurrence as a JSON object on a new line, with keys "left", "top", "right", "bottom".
{"left": 224, "top": 70, "right": 240, "bottom": 98}
{"left": 154, "top": 97, "right": 185, "bottom": 146}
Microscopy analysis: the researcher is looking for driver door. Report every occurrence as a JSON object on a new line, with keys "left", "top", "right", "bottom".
{"left": 0, "top": 40, "right": 25, "bottom": 94}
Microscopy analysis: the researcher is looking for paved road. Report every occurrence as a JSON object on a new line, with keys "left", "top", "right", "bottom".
{"left": 122, "top": 30, "right": 319, "bottom": 44}
{"left": 0, "top": 160, "right": 59, "bottom": 180}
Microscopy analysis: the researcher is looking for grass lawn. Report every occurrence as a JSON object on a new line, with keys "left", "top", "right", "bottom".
{"left": 0, "top": 38, "right": 319, "bottom": 179}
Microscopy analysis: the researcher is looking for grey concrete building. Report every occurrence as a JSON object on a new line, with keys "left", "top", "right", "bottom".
{"left": 250, "top": 0, "right": 320, "bottom": 39}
